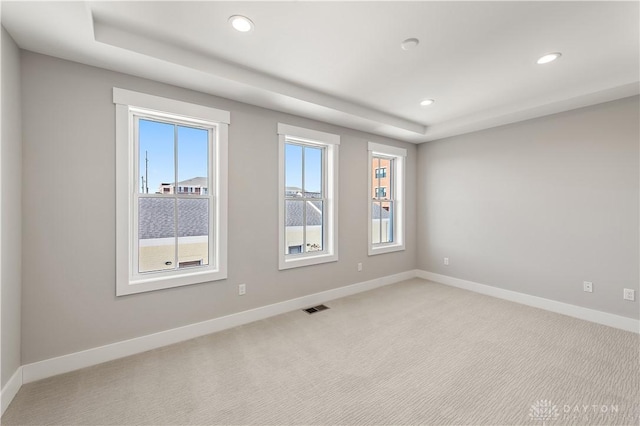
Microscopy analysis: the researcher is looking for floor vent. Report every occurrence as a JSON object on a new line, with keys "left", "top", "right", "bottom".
{"left": 303, "top": 304, "right": 330, "bottom": 314}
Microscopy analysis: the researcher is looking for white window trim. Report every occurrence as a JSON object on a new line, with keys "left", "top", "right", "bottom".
{"left": 278, "top": 123, "right": 339, "bottom": 270}
{"left": 368, "top": 142, "right": 406, "bottom": 256}
{"left": 114, "top": 88, "right": 228, "bottom": 296}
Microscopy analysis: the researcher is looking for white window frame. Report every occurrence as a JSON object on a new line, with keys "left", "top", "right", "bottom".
{"left": 278, "top": 123, "right": 339, "bottom": 270}
{"left": 368, "top": 142, "right": 406, "bottom": 256}
{"left": 114, "top": 88, "right": 229, "bottom": 296}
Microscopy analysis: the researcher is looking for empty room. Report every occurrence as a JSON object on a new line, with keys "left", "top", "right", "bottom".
{"left": 1, "top": 1, "right": 638, "bottom": 425}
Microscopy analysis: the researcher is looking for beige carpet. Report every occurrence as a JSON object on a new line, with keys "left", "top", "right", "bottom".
{"left": 3, "top": 278, "right": 639, "bottom": 425}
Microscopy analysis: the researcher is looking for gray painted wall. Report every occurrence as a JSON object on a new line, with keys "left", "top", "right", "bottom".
{"left": 20, "top": 51, "right": 417, "bottom": 364}
{"left": 417, "top": 96, "right": 639, "bottom": 319}
{"left": 1, "top": 27, "right": 23, "bottom": 387}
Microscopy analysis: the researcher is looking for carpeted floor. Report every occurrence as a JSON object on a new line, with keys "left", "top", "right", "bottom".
{"left": 3, "top": 278, "right": 639, "bottom": 425}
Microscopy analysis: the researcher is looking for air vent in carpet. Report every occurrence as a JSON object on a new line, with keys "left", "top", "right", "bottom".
{"left": 303, "top": 304, "right": 329, "bottom": 314}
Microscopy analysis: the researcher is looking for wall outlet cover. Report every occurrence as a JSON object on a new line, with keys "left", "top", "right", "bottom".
{"left": 623, "top": 288, "right": 635, "bottom": 301}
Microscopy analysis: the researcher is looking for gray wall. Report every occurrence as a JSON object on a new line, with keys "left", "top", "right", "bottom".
{"left": 15, "top": 48, "right": 638, "bottom": 366}
{"left": 20, "top": 51, "right": 417, "bottom": 364}
{"left": 1, "top": 27, "right": 23, "bottom": 387}
{"left": 417, "top": 96, "right": 639, "bottom": 319}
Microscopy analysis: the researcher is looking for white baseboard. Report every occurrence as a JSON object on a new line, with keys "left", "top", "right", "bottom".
{"left": 22, "top": 269, "right": 418, "bottom": 384}
{"left": 417, "top": 270, "right": 639, "bottom": 334}
{"left": 1, "top": 367, "right": 23, "bottom": 416}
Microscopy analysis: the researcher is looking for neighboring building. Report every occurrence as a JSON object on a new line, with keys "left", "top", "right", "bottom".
{"left": 285, "top": 186, "right": 303, "bottom": 197}
{"left": 371, "top": 160, "right": 391, "bottom": 200}
{"left": 158, "top": 177, "right": 208, "bottom": 195}
{"left": 285, "top": 186, "right": 321, "bottom": 198}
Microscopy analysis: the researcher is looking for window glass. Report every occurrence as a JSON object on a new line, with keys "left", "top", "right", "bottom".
{"left": 138, "top": 198, "right": 175, "bottom": 273}
{"left": 138, "top": 119, "right": 174, "bottom": 194}
{"left": 285, "top": 144, "right": 303, "bottom": 195}
{"left": 304, "top": 146, "right": 323, "bottom": 198}
{"left": 285, "top": 199, "right": 304, "bottom": 254}
{"left": 306, "top": 200, "right": 323, "bottom": 252}
{"left": 371, "top": 156, "right": 394, "bottom": 244}
{"left": 137, "top": 120, "right": 212, "bottom": 274}
{"left": 177, "top": 198, "right": 209, "bottom": 267}
{"left": 284, "top": 143, "right": 326, "bottom": 256}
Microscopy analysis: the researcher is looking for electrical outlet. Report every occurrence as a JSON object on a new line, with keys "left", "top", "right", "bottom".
{"left": 444, "top": 257, "right": 449, "bottom": 266}
{"left": 238, "top": 284, "right": 246, "bottom": 296}
{"left": 583, "top": 281, "right": 593, "bottom": 293}
{"left": 357, "top": 262, "right": 363, "bottom": 272}
{"left": 623, "top": 288, "right": 635, "bottom": 301}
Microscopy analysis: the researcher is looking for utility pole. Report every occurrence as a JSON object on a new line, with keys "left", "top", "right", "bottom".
{"left": 145, "top": 150, "right": 149, "bottom": 194}
{"left": 141, "top": 176, "right": 145, "bottom": 193}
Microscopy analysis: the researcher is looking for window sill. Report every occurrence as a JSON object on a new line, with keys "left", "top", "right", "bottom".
{"left": 117, "top": 268, "right": 227, "bottom": 296}
{"left": 368, "top": 244, "right": 405, "bottom": 256}
{"left": 279, "top": 252, "right": 338, "bottom": 270}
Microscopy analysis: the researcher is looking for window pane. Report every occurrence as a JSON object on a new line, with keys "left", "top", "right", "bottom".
{"left": 178, "top": 198, "right": 209, "bottom": 268}
{"left": 377, "top": 157, "right": 392, "bottom": 201}
{"left": 138, "top": 198, "right": 175, "bottom": 273}
{"left": 138, "top": 119, "right": 175, "bottom": 194}
{"left": 285, "top": 144, "right": 302, "bottom": 197}
{"left": 285, "top": 200, "right": 304, "bottom": 254}
{"left": 304, "top": 146, "right": 323, "bottom": 198}
{"left": 381, "top": 201, "right": 393, "bottom": 243}
{"left": 371, "top": 202, "right": 381, "bottom": 244}
{"left": 306, "top": 200, "right": 323, "bottom": 252}
{"left": 177, "top": 126, "right": 209, "bottom": 196}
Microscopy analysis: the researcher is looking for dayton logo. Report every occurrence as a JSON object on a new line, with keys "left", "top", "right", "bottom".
{"left": 530, "top": 400, "right": 560, "bottom": 425}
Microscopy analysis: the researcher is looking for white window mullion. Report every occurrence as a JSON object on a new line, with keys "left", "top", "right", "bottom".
{"left": 301, "top": 146, "right": 307, "bottom": 253}
{"left": 173, "top": 124, "right": 179, "bottom": 271}
{"left": 208, "top": 127, "right": 215, "bottom": 269}
{"left": 131, "top": 113, "right": 140, "bottom": 279}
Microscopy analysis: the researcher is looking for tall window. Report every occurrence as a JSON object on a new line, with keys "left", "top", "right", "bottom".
{"left": 368, "top": 142, "right": 406, "bottom": 255}
{"left": 278, "top": 123, "right": 339, "bottom": 270}
{"left": 115, "top": 88, "right": 229, "bottom": 295}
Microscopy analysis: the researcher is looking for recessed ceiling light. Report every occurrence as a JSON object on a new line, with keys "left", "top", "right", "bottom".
{"left": 537, "top": 52, "right": 562, "bottom": 64}
{"left": 229, "top": 15, "right": 254, "bottom": 32}
{"left": 420, "top": 99, "right": 435, "bottom": 107}
{"left": 401, "top": 38, "right": 420, "bottom": 51}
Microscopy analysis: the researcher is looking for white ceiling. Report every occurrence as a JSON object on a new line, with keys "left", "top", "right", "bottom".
{"left": 2, "top": 1, "right": 639, "bottom": 143}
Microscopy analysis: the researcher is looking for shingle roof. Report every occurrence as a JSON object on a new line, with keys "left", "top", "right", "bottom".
{"left": 285, "top": 200, "right": 323, "bottom": 226}
{"left": 139, "top": 197, "right": 390, "bottom": 240}
{"left": 372, "top": 203, "right": 391, "bottom": 220}
{"left": 284, "top": 200, "right": 390, "bottom": 227}
{"left": 139, "top": 198, "right": 208, "bottom": 239}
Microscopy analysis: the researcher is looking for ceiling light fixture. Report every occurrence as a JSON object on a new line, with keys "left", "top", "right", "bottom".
{"left": 536, "top": 52, "right": 562, "bottom": 64}
{"left": 401, "top": 38, "right": 420, "bottom": 51}
{"left": 420, "top": 99, "right": 435, "bottom": 107}
{"left": 229, "top": 15, "right": 254, "bottom": 32}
